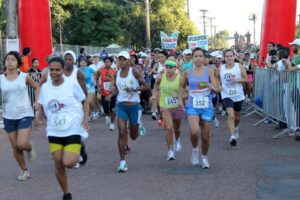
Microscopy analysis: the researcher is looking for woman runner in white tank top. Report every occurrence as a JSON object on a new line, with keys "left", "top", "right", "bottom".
{"left": 218, "top": 49, "right": 248, "bottom": 147}
{"left": 0, "top": 51, "right": 40, "bottom": 181}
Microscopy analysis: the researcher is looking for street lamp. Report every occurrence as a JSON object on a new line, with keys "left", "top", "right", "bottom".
{"left": 249, "top": 14, "right": 257, "bottom": 44}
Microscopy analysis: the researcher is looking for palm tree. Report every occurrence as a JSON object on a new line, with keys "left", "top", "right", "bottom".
{"left": 249, "top": 13, "right": 257, "bottom": 44}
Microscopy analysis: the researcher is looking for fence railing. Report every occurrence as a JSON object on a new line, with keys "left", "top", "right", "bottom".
{"left": 53, "top": 44, "right": 130, "bottom": 56}
{"left": 254, "top": 68, "right": 300, "bottom": 137}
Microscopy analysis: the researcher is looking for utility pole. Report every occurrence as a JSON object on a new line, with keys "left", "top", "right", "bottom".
{"left": 249, "top": 14, "right": 257, "bottom": 44}
{"left": 6, "top": 0, "right": 18, "bottom": 39}
{"left": 145, "top": 0, "right": 151, "bottom": 50}
{"left": 200, "top": 9, "right": 208, "bottom": 35}
{"left": 59, "top": 13, "right": 63, "bottom": 54}
{"left": 207, "top": 17, "right": 215, "bottom": 49}
{"left": 186, "top": 0, "right": 190, "bottom": 19}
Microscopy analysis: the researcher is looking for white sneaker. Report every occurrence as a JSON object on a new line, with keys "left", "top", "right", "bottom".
{"left": 18, "top": 170, "right": 30, "bottom": 181}
{"left": 151, "top": 112, "right": 157, "bottom": 120}
{"left": 167, "top": 150, "right": 175, "bottom": 160}
{"left": 109, "top": 123, "right": 115, "bottom": 131}
{"left": 191, "top": 148, "right": 200, "bottom": 165}
{"left": 201, "top": 156, "right": 210, "bottom": 169}
{"left": 28, "top": 142, "right": 37, "bottom": 162}
{"left": 174, "top": 139, "right": 182, "bottom": 152}
{"left": 213, "top": 117, "right": 220, "bottom": 128}
{"left": 105, "top": 116, "right": 110, "bottom": 129}
{"left": 234, "top": 127, "right": 240, "bottom": 139}
{"left": 117, "top": 160, "right": 128, "bottom": 172}
{"left": 73, "top": 162, "right": 80, "bottom": 169}
{"left": 139, "top": 124, "right": 147, "bottom": 136}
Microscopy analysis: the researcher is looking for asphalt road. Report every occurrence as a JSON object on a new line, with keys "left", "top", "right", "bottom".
{"left": 0, "top": 110, "right": 300, "bottom": 200}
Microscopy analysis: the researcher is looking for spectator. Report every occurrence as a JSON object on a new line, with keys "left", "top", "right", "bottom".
{"left": 20, "top": 47, "right": 31, "bottom": 72}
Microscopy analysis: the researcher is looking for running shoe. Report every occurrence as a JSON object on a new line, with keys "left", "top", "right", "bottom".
{"left": 213, "top": 117, "right": 220, "bottom": 128}
{"left": 191, "top": 148, "right": 200, "bottom": 165}
{"left": 79, "top": 143, "right": 88, "bottom": 165}
{"left": 167, "top": 150, "right": 175, "bottom": 160}
{"left": 105, "top": 116, "right": 110, "bottom": 129}
{"left": 230, "top": 135, "right": 237, "bottom": 146}
{"left": 63, "top": 193, "right": 72, "bottom": 200}
{"left": 201, "top": 156, "right": 210, "bottom": 169}
{"left": 152, "top": 112, "right": 157, "bottom": 120}
{"left": 73, "top": 162, "right": 80, "bottom": 169}
{"left": 18, "top": 170, "right": 30, "bottom": 181}
{"left": 117, "top": 160, "right": 128, "bottom": 172}
{"left": 139, "top": 124, "right": 147, "bottom": 136}
{"left": 28, "top": 141, "right": 37, "bottom": 162}
{"left": 234, "top": 127, "right": 240, "bottom": 139}
{"left": 174, "top": 138, "right": 182, "bottom": 152}
{"left": 109, "top": 123, "right": 115, "bottom": 131}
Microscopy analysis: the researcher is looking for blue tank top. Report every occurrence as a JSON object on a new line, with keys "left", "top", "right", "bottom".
{"left": 187, "top": 67, "right": 213, "bottom": 109}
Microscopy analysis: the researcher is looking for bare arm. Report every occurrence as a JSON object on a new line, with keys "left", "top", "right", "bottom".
{"left": 208, "top": 68, "right": 220, "bottom": 93}
{"left": 151, "top": 74, "right": 162, "bottom": 101}
{"left": 133, "top": 69, "right": 150, "bottom": 92}
{"left": 232, "top": 65, "right": 249, "bottom": 83}
{"left": 77, "top": 71, "right": 88, "bottom": 96}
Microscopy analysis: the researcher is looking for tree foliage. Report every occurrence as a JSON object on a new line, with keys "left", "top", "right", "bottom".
{"left": 50, "top": 0, "right": 198, "bottom": 49}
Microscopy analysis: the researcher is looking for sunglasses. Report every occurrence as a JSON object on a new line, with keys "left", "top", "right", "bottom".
{"left": 165, "top": 65, "right": 176, "bottom": 69}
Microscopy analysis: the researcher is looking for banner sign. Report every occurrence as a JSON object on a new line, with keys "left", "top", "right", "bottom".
{"left": 160, "top": 31, "right": 179, "bottom": 49}
{"left": 188, "top": 34, "right": 208, "bottom": 50}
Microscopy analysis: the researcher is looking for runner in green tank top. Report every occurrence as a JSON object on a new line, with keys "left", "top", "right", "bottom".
{"left": 151, "top": 60, "right": 185, "bottom": 161}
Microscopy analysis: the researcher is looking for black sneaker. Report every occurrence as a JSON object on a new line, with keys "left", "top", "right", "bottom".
{"left": 79, "top": 143, "right": 88, "bottom": 165}
{"left": 63, "top": 193, "right": 72, "bottom": 200}
{"left": 230, "top": 137, "right": 237, "bottom": 146}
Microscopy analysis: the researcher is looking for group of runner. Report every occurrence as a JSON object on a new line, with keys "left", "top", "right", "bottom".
{"left": 0, "top": 47, "right": 249, "bottom": 200}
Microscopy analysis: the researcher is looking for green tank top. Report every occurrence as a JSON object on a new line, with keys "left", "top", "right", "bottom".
{"left": 182, "top": 60, "right": 193, "bottom": 72}
{"left": 159, "top": 72, "right": 181, "bottom": 108}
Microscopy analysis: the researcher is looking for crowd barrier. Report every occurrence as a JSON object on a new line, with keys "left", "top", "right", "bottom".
{"left": 252, "top": 68, "right": 300, "bottom": 138}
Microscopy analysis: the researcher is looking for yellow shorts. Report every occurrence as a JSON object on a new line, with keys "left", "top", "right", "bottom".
{"left": 48, "top": 135, "right": 81, "bottom": 154}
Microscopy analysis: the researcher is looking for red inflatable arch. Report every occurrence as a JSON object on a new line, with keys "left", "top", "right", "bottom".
{"left": 18, "top": 0, "right": 52, "bottom": 70}
{"left": 259, "top": 0, "right": 297, "bottom": 66}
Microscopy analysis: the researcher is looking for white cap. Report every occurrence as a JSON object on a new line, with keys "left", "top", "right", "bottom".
{"left": 183, "top": 49, "right": 192, "bottom": 55}
{"left": 63, "top": 50, "right": 76, "bottom": 61}
{"left": 117, "top": 51, "right": 130, "bottom": 59}
{"left": 289, "top": 39, "right": 300, "bottom": 46}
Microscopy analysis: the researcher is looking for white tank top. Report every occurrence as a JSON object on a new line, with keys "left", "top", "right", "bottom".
{"left": 220, "top": 63, "right": 245, "bottom": 102}
{"left": 0, "top": 72, "right": 34, "bottom": 119}
{"left": 65, "top": 67, "right": 79, "bottom": 83}
{"left": 116, "top": 67, "right": 140, "bottom": 103}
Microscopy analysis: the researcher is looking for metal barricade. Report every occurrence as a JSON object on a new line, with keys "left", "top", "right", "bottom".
{"left": 28, "top": 72, "right": 42, "bottom": 114}
{"left": 254, "top": 68, "right": 300, "bottom": 138}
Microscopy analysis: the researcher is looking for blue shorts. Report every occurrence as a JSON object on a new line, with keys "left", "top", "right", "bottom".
{"left": 186, "top": 107, "right": 214, "bottom": 122}
{"left": 3, "top": 117, "right": 33, "bottom": 133}
{"left": 116, "top": 103, "right": 142, "bottom": 125}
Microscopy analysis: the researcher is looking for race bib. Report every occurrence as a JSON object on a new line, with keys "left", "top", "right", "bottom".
{"left": 103, "top": 82, "right": 111, "bottom": 91}
{"left": 228, "top": 88, "right": 238, "bottom": 97}
{"left": 193, "top": 96, "right": 209, "bottom": 109}
{"left": 165, "top": 96, "right": 179, "bottom": 107}
{"left": 50, "top": 113, "right": 72, "bottom": 131}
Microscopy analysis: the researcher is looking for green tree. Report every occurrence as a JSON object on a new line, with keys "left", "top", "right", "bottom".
{"left": 209, "top": 30, "right": 230, "bottom": 49}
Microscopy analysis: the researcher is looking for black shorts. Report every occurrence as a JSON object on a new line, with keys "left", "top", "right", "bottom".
{"left": 223, "top": 98, "right": 243, "bottom": 112}
{"left": 101, "top": 95, "right": 116, "bottom": 114}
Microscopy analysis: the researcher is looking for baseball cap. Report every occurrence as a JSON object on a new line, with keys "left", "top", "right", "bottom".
{"left": 165, "top": 60, "right": 177, "bottom": 68}
{"left": 92, "top": 53, "right": 100, "bottom": 57}
{"left": 183, "top": 49, "right": 192, "bottom": 55}
{"left": 100, "top": 51, "right": 108, "bottom": 59}
{"left": 289, "top": 39, "right": 300, "bottom": 46}
{"left": 117, "top": 51, "right": 130, "bottom": 59}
